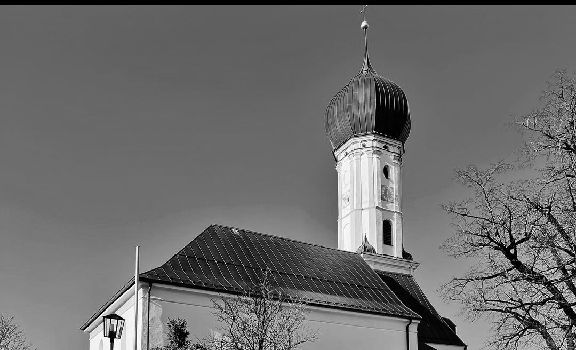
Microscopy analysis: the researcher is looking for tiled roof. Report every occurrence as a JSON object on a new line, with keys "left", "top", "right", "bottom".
{"left": 376, "top": 271, "right": 465, "bottom": 346}
{"left": 140, "top": 224, "right": 419, "bottom": 319}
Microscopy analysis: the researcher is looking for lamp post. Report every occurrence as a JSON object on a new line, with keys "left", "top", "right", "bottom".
{"left": 103, "top": 313, "right": 125, "bottom": 350}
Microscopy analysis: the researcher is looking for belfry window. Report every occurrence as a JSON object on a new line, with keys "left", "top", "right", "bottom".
{"left": 383, "top": 220, "right": 392, "bottom": 246}
{"left": 383, "top": 165, "right": 390, "bottom": 180}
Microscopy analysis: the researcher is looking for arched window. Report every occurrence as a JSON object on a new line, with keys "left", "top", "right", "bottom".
{"left": 99, "top": 339, "right": 103, "bottom": 350}
{"left": 383, "top": 220, "right": 392, "bottom": 246}
{"left": 383, "top": 165, "right": 390, "bottom": 180}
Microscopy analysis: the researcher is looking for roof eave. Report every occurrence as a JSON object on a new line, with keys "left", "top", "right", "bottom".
{"left": 136, "top": 276, "right": 421, "bottom": 321}
{"left": 79, "top": 277, "right": 136, "bottom": 331}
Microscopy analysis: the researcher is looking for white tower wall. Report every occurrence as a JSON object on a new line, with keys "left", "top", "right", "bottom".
{"left": 335, "top": 135, "right": 404, "bottom": 258}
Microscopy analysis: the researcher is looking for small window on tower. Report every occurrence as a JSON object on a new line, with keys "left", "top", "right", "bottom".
{"left": 383, "top": 165, "right": 390, "bottom": 180}
{"left": 383, "top": 220, "right": 392, "bottom": 246}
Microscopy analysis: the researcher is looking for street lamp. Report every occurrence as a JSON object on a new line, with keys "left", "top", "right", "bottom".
{"left": 103, "top": 313, "right": 125, "bottom": 350}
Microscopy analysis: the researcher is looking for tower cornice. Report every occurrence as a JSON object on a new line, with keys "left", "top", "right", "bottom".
{"left": 334, "top": 135, "right": 404, "bottom": 163}
{"left": 360, "top": 252, "right": 420, "bottom": 275}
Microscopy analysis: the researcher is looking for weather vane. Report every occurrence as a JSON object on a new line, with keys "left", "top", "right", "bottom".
{"left": 360, "top": 5, "right": 371, "bottom": 72}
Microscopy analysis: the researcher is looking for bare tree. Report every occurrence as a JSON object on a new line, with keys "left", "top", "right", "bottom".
{"left": 196, "top": 271, "right": 317, "bottom": 350}
{"left": 0, "top": 314, "right": 34, "bottom": 350}
{"left": 442, "top": 70, "right": 576, "bottom": 350}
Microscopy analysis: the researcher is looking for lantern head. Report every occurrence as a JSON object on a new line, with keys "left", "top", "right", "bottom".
{"left": 103, "top": 313, "right": 125, "bottom": 339}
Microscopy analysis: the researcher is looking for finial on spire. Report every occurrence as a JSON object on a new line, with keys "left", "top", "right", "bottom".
{"left": 360, "top": 5, "right": 372, "bottom": 73}
{"left": 361, "top": 5, "right": 369, "bottom": 28}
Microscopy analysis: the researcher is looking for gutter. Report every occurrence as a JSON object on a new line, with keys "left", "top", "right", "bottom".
{"left": 406, "top": 319, "right": 413, "bottom": 350}
{"left": 137, "top": 277, "right": 421, "bottom": 321}
{"left": 147, "top": 283, "right": 152, "bottom": 350}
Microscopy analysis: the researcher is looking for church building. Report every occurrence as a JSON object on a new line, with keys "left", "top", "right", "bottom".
{"left": 81, "top": 14, "right": 466, "bottom": 350}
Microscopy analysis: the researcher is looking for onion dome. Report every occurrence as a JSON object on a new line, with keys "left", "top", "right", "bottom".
{"left": 356, "top": 235, "right": 377, "bottom": 254}
{"left": 325, "top": 18, "right": 411, "bottom": 152}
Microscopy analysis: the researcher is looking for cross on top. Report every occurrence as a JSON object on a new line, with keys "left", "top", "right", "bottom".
{"left": 360, "top": 5, "right": 368, "bottom": 21}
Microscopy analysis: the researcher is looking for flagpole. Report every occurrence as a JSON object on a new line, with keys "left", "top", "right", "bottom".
{"left": 134, "top": 245, "right": 140, "bottom": 350}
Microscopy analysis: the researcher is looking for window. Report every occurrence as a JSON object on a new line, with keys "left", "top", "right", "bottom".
{"left": 383, "top": 165, "right": 390, "bottom": 180}
{"left": 383, "top": 220, "right": 392, "bottom": 246}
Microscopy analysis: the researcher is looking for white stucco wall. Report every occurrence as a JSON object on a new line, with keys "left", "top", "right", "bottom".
{"left": 87, "top": 283, "right": 148, "bottom": 350}
{"left": 146, "top": 284, "right": 418, "bottom": 350}
{"left": 84, "top": 282, "right": 421, "bottom": 350}
{"left": 335, "top": 135, "right": 405, "bottom": 258}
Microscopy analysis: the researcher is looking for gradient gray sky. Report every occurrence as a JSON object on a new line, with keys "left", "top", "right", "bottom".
{"left": 1, "top": 5, "right": 575, "bottom": 350}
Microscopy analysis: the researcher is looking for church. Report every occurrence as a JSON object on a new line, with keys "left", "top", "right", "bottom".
{"left": 81, "top": 13, "right": 466, "bottom": 350}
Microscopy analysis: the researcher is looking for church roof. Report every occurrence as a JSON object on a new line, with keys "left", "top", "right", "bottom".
{"left": 376, "top": 270, "right": 466, "bottom": 346}
{"left": 82, "top": 225, "right": 465, "bottom": 350}
{"left": 140, "top": 224, "right": 420, "bottom": 319}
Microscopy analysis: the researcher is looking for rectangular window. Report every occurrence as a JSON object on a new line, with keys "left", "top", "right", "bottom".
{"left": 383, "top": 220, "right": 392, "bottom": 246}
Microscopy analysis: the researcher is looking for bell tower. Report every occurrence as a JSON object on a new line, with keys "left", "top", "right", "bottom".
{"left": 325, "top": 11, "right": 414, "bottom": 264}
{"left": 335, "top": 136, "right": 404, "bottom": 258}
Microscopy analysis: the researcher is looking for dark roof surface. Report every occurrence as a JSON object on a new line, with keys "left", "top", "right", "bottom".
{"left": 141, "top": 224, "right": 419, "bottom": 319}
{"left": 325, "top": 64, "right": 411, "bottom": 151}
{"left": 376, "top": 271, "right": 465, "bottom": 346}
{"left": 418, "top": 342, "right": 438, "bottom": 350}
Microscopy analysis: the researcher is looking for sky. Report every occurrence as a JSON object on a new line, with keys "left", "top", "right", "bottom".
{"left": 1, "top": 5, "right": 576, "bottom": 350}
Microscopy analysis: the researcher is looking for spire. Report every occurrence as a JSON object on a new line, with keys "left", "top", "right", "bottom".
{"left": 360, "top": 5, "right": 372, "bottom": 73}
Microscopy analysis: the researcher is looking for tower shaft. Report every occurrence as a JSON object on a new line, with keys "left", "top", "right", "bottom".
{"left": 336, "top": 135, "right": 404, "bottom": 257}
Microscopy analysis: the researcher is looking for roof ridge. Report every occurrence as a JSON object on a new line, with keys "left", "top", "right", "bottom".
{"left": 141, "top": 235, "right": 199, "bottom": 276}
{"left": 208, "top": 223, "right": 362, "bottom": 257}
